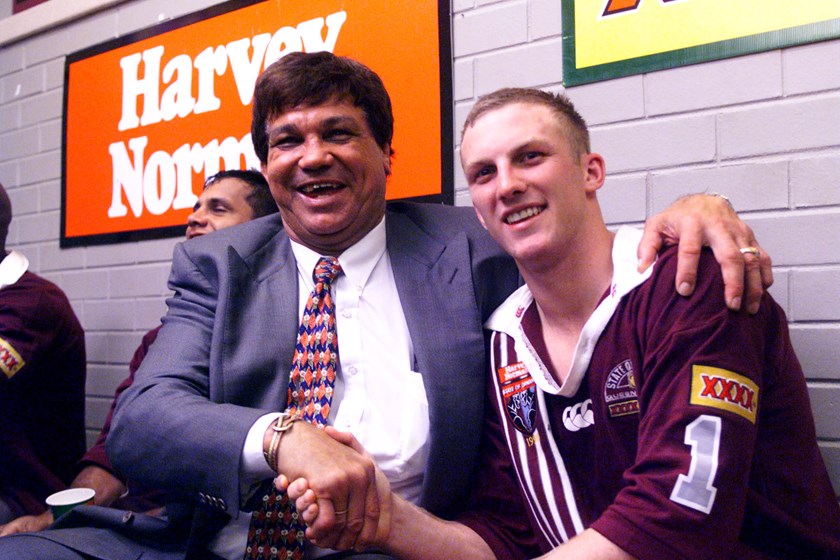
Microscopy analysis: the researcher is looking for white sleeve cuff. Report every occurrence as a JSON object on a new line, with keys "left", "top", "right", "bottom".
{"left": 241, "top": 412, "right": 282, "bottom": 485}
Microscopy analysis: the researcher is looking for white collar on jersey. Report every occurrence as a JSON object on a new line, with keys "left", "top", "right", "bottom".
{"left": 485, "top": 226, "right": 655, "bottom": 397}
{"left": 0, "top": 250, "right": 29, "bottom": 290}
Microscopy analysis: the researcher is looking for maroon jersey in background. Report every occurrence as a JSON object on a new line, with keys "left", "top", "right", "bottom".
{"left": 0, "top": 267, "right": 87, "bottom": 517}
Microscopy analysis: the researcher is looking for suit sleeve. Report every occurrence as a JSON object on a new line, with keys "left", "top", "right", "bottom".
{"left": 108, "top": 242, "right": 267, "bottom": 516}
{"left": 79, "top": 326, "right": 162, "bottom": 475}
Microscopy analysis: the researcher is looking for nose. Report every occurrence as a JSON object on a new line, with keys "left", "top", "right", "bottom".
{"left": 186, "top": 207, "right": 206, "bottom": 238}
{"left": 298, "top": 138, "right": 333, "bottom": 169}
{"left": 497, "top": 164, "right": 525, "bottom": 199}
{"left": 187, "top": 207, "right": 205, "bottom": 228}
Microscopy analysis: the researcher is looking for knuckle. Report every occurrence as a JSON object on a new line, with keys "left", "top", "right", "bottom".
{"left": 344, "top": 516, "right": 365, "bottom": 534}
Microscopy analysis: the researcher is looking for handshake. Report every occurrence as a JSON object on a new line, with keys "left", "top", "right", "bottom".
{"left": 273, "top": 424, "right": 395, "bottom": 554}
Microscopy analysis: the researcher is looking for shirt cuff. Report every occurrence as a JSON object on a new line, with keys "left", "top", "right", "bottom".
{"left": 241, "top": 412, "right": 282, "bottom": 485}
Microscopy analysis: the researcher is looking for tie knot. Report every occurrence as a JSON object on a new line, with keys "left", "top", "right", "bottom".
{"left": 313, "top": 256, "right": 341, "bottom": 285}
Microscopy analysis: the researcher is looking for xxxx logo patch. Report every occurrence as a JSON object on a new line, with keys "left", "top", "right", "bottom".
{"left": 0, "top": 337, "right": 25, "bottom": 379}
{"left": 690, "top": 365, "right": 759, "bottom": 424}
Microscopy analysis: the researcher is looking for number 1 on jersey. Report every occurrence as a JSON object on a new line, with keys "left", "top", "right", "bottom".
{"left": 670, "top": 415, "right": 721, "bottom": 514}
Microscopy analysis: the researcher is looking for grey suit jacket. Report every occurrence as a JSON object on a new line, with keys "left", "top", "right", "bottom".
{"left": 107, "top": 201, "right": 519, "bottom": 553}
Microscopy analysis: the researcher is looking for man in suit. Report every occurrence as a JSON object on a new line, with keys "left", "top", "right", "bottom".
{"left": 0, "top": 52, "right": 769, "bottom": 560}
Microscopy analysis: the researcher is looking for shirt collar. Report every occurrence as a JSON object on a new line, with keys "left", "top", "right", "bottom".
{"left": 0, "top": 250, "right": 29, "bottom": 290}
{"left": 289, "top": 217, "right": 387, "bottom": 289}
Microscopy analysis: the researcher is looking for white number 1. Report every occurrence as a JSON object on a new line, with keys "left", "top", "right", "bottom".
{"left": 670, "top": 415, "right": 721, "bottom": 514}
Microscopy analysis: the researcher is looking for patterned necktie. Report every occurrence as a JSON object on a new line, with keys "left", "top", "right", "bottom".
{"left": 245, "top": 256, "right": 342, "bottom": 560}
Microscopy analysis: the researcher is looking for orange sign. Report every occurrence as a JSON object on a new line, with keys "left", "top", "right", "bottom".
{"left": 62, "top": 0, "right": 451, "bottom": 246}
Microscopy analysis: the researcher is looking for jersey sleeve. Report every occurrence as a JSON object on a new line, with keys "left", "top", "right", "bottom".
{"left": 592, "top": 249, "right": 790, "bottom": 559}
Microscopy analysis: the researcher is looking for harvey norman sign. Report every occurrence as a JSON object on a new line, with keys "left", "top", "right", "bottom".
{"left": 62, "top": 0, "right": 451, "bottom": 247}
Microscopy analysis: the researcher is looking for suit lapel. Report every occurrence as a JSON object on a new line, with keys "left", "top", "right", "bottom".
{"left": 386, "top": 211, "right": 487, "bottom": 514}
{"left": 219, "top": 228, "right": 300, "bottom": 410}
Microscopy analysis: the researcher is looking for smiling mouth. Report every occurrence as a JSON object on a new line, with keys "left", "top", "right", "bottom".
{"left": 506, "top": 206, "right": 543, "bottom": 225}
{"left": 299, "top": 182, "right": 344, "bottom": 196}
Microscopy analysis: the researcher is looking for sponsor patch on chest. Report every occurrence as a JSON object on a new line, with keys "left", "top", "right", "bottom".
{"left": 604, "top": 359, "right": 639, "bottom": 418}
{"left": 690, "top": 365, "right": 759, "bottom": 424}
{"left": 497, "top": 362, "right": 538, "bottom": 434}
{"left": 0, "top": 337, "right": 25, "bottom": 379}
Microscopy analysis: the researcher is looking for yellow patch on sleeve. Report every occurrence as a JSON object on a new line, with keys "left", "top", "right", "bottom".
{"left": 0, "top": 337, "right": 25, "bottom": 379}
{"left": 690, "top": 365, "right": 759, "bottom": 424}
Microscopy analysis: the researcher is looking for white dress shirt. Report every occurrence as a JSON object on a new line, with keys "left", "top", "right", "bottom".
{"left": 210, "top": 218, "right": 429, "bottom": 559}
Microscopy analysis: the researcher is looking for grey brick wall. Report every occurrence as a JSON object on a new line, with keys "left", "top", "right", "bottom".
{"left": 0, "top": 0, "right": 838, "bottom": 498}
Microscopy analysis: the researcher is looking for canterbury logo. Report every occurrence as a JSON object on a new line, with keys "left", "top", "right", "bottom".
{"left": 562, "top": 399, "right": 594, "bottom": 432}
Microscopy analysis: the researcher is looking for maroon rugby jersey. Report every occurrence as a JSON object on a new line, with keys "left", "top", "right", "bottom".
{"left": 459, "top": 228, "right": 840, "bottom": 560}
{"left": 0, "top": 254, "right": 87, "bottom": 517}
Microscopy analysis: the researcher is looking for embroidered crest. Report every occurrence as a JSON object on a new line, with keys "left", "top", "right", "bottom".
{"left": 604, "top": 359, "right": 639, "bottom": 418}
{"left": 497, "top": 362, "right": 537, "bottom": 434}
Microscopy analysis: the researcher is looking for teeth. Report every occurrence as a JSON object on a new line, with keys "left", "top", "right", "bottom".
{"left": 300, "top": 183, "right": 340, "bottom": 194}
{"left": 506, "top": 207, "right": 542, "bottom": 224}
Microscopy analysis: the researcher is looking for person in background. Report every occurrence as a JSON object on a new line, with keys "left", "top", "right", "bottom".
{"left": 290, "top": 88, "right": 840, "bottom": 560}
{"left": 0, "top": 182, "right": 87, "bottom": 526}
{"left": 0, "top": 53, "right": 770, "bottom": 560}
{"left": 0, "top": 169, "right": 277, "bottom": 537}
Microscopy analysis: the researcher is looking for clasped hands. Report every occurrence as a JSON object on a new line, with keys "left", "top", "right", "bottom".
{"left": 273, "top": 422, "right": 392, "bottom": 552}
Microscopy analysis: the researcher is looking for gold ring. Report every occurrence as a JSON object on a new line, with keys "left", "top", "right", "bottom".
{"left": 739, "top": 246, "right": 760, "bottom": 258}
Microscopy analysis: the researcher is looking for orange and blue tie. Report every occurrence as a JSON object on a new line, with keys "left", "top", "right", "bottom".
{"left": 244, "top": 256, "right": 342, "bottom": 560}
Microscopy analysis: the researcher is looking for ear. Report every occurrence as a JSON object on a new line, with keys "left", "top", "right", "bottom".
{"left": 381, "top": 143, "right": 392, "bottom": 176}
{"left": 260, "top": 163, "right": 268, "bottom": 179}
{"left": 582, "top": 153, "right": 606, "bottom": 194}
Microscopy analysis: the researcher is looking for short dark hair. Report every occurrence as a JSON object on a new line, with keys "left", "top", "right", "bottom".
{"left": 203, "top": 169, "right": 277, "bottom": 218}
{"left": 462, "top": 88, "right": 591, "bottom": 158}
{"left": 0, "top": 183, "right": 10, "bottom": 249}
{"left": 251, "top": 52, "right": 394, "bottom": 165}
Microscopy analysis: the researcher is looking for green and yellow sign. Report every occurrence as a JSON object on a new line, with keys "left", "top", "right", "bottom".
{"left": 564, "top": 0, "right": 840, "bottom": 85}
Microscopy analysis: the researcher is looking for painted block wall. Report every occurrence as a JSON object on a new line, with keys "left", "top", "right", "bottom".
{"left": 0, "top": 0, "right": 838, "bottom": 499}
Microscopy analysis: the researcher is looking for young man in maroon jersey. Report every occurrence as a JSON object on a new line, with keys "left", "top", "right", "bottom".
{"left": 289, "top": 89, "right": 840, "bottom": 559}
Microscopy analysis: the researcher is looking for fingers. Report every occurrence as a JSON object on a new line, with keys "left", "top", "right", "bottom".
{"left": 739, "top": 247, "right": 761, "bottom": 314}
{"left": 637, "top": 215, "right": 671, "bottom": 274}
{"left": 758, "top": 245, "right": 774, "bottom": 289}
{"left": 353, "top": 469, "right": 382, "bottom": 551}
{"left": 671, "top": 217, "right": 704, "bottom": 297}
{"left": 0, "top": 512, "right": 52, "bottom": 536}
{"left": 331, "top": 459, "right": 378, "bottom": 551}
{"left": 323, "top": 426, "right": 359, "bottom": 449}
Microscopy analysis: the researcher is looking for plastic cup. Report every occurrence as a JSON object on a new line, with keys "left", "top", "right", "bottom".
{"left": 45, "top": 488, "right": 96, "bottom": 519}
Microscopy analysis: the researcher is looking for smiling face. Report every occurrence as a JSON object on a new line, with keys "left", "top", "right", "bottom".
{"left": 461, "top": 102, "right": 605, "bottom": 269}
{"left": 185, "top": 178, "right": 256, "bottom": 240}
{"left": 260, "top": 97, "right": 391, "bottom": 256}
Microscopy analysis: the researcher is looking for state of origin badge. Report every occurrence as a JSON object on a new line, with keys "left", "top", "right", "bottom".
{"left": 498, "top": 362, "right": 537, "bottom": 434}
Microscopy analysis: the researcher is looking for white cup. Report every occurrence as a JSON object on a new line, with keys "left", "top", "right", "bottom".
{"left": 45, "top": 488, "right": 96, "bottom": 519}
